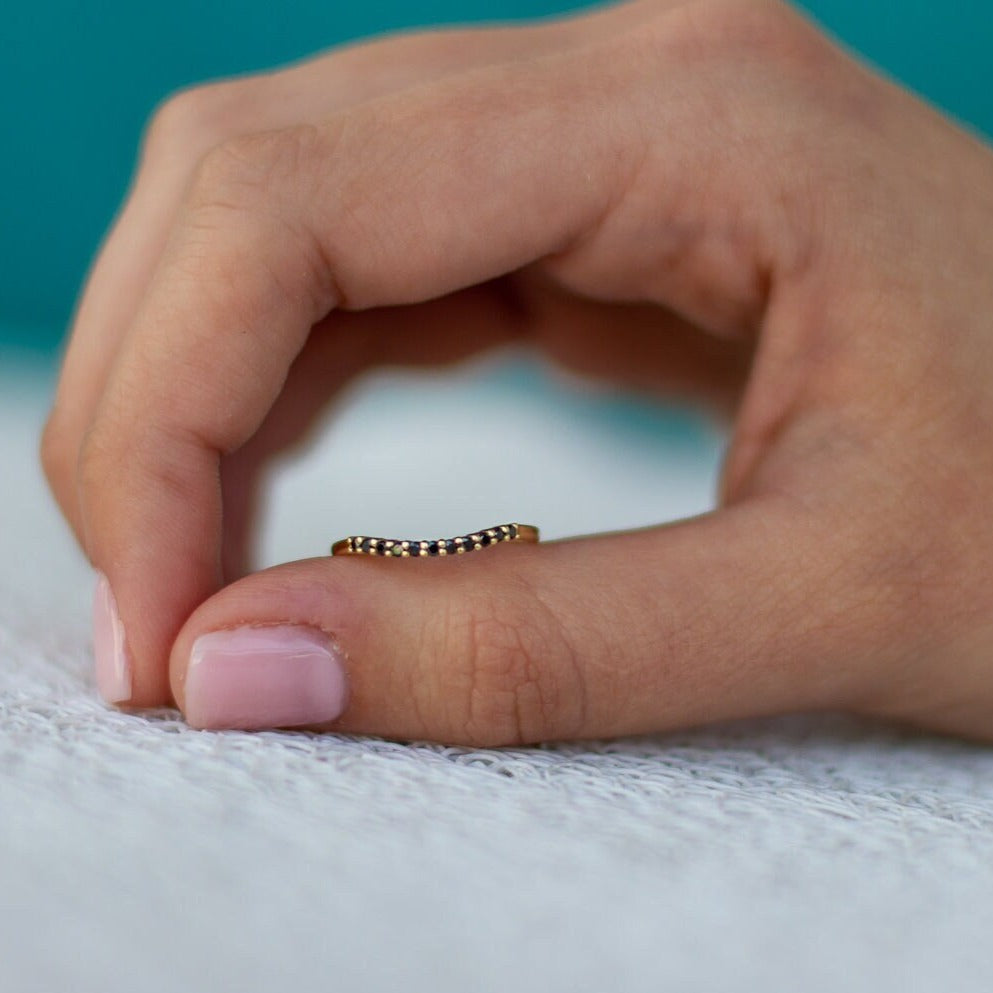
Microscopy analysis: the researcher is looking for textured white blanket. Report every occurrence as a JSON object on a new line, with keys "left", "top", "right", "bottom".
{"left": 2, "top": 349, "right": 992, "bottom": 993}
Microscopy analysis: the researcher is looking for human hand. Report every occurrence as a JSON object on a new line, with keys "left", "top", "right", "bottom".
{"left": 41, "top": 0, "right": 993, "bottom": 743}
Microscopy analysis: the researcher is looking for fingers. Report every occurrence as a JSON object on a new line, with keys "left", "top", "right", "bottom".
{"left": 40, "top": 158, "right": 191, "bottom": 545}
{"left": 75, "top": 38, "right": 655, "bottom": 707}
{"left": 41, "top": 0, "right": 671, "bottom": 552}
{"left": 168, "top": 497, "right": 870, "bottom": 743}
{"left": 75, "top": 0, "right": 831, "bottom": 713}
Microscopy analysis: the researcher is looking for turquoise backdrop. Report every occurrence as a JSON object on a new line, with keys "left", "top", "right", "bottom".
{"left": 1, "top": 0, "right": 990, "bottom": 355}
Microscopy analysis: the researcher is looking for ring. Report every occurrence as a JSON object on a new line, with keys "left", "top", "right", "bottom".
{"left": 330, "top": 523, "right": 540, "bottom": 557}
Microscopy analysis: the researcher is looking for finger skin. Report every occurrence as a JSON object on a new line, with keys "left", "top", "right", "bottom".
{"left": 72, "top": 1, "right": 881, "bottom": 712}
{"left": 169, "top": 499, "right": 883, "bottom": 745}
{"left": 72, "top": 27, "right": 679, "bottom": 707}
{"left": 50, "top": 5, "right": 705, "bottom": 705}
{"left": 67, "top": 0, "right": 993, "bottom": 745}
{"left": 40, "top": 0, "right": 674, "bottom": 555}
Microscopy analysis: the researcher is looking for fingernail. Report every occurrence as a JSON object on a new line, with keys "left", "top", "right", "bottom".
{"left": 92, "top": 571, "right": 134, "bottom": 704}
{"left": 184, "top": 625, "right": 349, "bottom": 730}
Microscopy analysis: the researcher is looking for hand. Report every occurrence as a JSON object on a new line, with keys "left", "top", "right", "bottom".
{"left": 40, "top": 0, "right": 993, "bottom": 743}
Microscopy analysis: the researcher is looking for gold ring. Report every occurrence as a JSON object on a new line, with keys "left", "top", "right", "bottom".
{"left": 330, "top": 523, "right": 540, "bottom": 557}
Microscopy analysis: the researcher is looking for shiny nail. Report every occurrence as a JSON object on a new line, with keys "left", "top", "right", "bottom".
{"left": 184, "top": 625, "right": 349, "bottom": 730}
{"left": 92, "top": 571, "right": 134, "bottom": 704}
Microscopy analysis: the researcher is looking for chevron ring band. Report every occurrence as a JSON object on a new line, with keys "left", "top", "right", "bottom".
{"left": 330, "top": 523, "right": 539, "bottom": 558}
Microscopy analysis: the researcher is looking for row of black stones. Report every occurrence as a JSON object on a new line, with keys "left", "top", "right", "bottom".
{"left": 349, "top": 523, "right": 520, "bottom": 557}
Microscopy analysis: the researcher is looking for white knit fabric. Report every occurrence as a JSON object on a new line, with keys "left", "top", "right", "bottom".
{"left": 3, "top": 349, "right": 993, "bottom": 993}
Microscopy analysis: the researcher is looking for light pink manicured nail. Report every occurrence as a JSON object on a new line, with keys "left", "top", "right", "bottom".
{"left": 92, "top": 571, "right": 134, "bottom": 704}
{"left": 184, "top": 625, "right": 349, "bottom": 730}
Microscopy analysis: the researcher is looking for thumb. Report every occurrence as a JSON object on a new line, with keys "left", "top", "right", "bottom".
{"left": 169, "top": 498, "right": 870, "bottom": 744}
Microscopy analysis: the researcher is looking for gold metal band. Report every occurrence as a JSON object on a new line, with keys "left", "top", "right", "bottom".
{"left": 330, "top": 523, "right": 539, "bottom": 557}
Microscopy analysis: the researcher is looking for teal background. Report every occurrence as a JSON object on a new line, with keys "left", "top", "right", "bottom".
{"left": 1, "top": 0, "right": 990, "bottom": 357}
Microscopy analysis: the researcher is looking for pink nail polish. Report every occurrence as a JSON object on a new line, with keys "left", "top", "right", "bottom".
{"left": 92, "top": 572, "right": 134, "bottom": 704}
{"left": 184, "top": 625, "right": 349, "bottom": 730}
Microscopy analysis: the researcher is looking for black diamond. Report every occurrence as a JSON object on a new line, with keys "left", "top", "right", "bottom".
{"left": 445, "top": 539, "right": 459, "bottom": 555}
{"left": 427, "top": 541, "right": 439, "bottom": 556}
{"left": 508, "top": 524, "right": 518, "bottom": 539}
{"left": 480, "top": 533, "right": 491, "bottom": 546}
{"left": 375, "top": 540, "right": 387, "bottom": 555}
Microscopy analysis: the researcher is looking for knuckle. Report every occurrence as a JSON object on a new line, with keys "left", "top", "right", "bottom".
{"left": 698, "top": 0, "right": 810, "bottom": 53}
{"left": 77, "top": 411, "right": 203, "bottom": 523}
{"left": 141, "top": 81, "right": 250, "bottom": 167}
{"left": 442, "top": 589, "right": 585, "bottom": 747}
{"left": 649, "top": 0, "right": 824, "bottom": 70}
{"left": 178, "top": 124, "right": 339, "bottom": 317}
{"left": 186, "top": 124, "right": 323, "bottom": 214}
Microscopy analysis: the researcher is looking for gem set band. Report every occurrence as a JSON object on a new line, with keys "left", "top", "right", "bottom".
{"left": 331, "top": 523, "right": 538, "bottom": 557}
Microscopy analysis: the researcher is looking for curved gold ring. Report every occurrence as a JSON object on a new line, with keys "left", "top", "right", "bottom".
{"left": 330, "top": 523, "right": 539, "bottom": 557}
